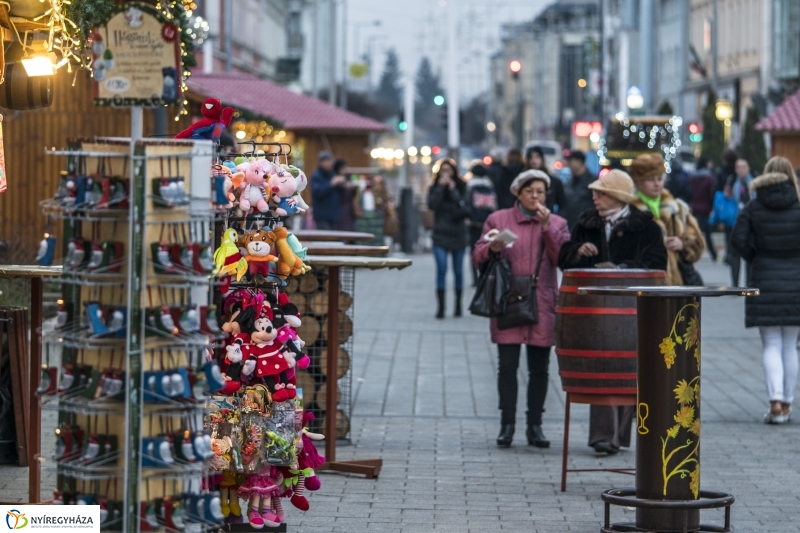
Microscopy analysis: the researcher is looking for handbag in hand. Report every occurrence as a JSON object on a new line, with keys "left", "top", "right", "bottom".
{"left": 496, "top": 238, "right": 546, "bottom": 330}
{"left": 469, "top": 254, "right": 511, "bottom": 317}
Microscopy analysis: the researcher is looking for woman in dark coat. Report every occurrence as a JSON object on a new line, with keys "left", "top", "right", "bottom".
{"left": 559, "top": 169, "right": 667, "bottom": 454}
{"left": 731, "top": 156, "right": 800, "bottom": 424}
{"left": 428, "top": 158, "right": 469, "bottom": 318}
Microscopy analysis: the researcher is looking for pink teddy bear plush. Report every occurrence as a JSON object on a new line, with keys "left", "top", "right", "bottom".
{"left": 269, "top": 167, "right": 305, "bottom": 217}
{"left": 236, "top": 160, "right": 275, "bottom": 213}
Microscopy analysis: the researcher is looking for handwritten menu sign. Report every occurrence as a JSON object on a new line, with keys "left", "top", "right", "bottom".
{"left": 92, "top": 2, "right": 181, "bottom": 107}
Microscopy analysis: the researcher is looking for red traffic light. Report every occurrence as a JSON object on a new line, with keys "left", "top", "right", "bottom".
{"left": 432, "top": 146, "right": 441, "bottom": 155}
{"left": 688, "top": 123, "right": 701, "bottom": 134}
{"left": 509, "top": 60, "right": 522, "bottom": 74}
{"left": 482, "top": 155, "right": 492, "bottom": 165}
{"left": 573, "top": 121, "right": 603, "bottom": 137}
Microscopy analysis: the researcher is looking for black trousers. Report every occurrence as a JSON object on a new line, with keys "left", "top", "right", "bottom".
{"left": 497, "top": 344, "right": 550, "bottom": 426}
{"left": 588, "top": 405, "right": 635, "bottom": 448}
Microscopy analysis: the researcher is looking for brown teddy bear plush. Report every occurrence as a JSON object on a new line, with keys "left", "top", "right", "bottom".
{"left": 238, "top": 229, "right": 278, "bottom": 282}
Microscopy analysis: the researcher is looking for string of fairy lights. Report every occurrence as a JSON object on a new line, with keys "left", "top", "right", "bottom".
{"left": 7, "top": 0, "right": 207, "bottom": 119}
{"left": 598, "top": 114, "right": 683, "bottom": 172}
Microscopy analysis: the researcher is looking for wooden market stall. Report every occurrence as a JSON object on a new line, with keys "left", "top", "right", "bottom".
{"left": 756, "top": 89, "right": 800, "bottom": 167}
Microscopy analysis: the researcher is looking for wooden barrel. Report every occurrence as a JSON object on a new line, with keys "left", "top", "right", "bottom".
{"left": 0, "top": 63, "right": 53, "bottom": 110}
{"left": 555, "top": 269, "right": 665, "bottom": 395}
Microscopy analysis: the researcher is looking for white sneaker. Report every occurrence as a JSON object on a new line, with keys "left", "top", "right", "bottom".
{"left": 764, "top": 411, "right": 789, "bottom": 424}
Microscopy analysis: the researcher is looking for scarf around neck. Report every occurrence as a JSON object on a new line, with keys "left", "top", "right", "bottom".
{"left": 637, "top": 191, "right": 662, "bottom": 218}
{"left": 518, "top": 203, "right": 537, "bottom": 218}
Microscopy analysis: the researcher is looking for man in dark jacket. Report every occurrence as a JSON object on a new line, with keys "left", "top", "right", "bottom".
{"left": 564, "top": 150, "right": 596, "bottom": 230}
{"left": 558, "top": 169, "right": 667, "bottom": 455}
{"left": 311, "top": 151, "right": 345, "bottom": 229}
{"left": 666, "top": 159, "right": 693, "bottom": 204}
{"left": 689, "top": 156, "right": 717, "bottom": 260}
{"left": 493, "top": 148, "right": 525, "bottom": 209}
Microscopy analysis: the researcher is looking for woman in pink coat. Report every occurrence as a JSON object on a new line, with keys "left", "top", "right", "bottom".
{"left": 472, "top": 169, "right": 570, "bottom": 448}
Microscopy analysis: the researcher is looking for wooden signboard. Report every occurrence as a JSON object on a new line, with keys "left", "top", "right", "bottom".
{"left": 92, "top": 2, "right": 181, "bottom": 107}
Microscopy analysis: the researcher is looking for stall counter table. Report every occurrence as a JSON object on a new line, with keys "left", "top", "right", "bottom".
{"left": 304, "top": 255, "right": 410, "bottom": 479}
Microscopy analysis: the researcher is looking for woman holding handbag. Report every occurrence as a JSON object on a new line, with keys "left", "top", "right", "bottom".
{"left": 629, "top": 153, "right": 706, "bottom": 285}
{"left": 472, "top": 169, "right": 571, "bottom": 448}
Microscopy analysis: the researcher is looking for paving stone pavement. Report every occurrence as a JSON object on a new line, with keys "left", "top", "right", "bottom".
{"left": 4, "top": 254, "right": 800, "bottom": 533}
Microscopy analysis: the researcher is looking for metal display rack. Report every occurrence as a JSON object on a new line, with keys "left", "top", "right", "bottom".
{"left": 40, "top": 138, "right": 219, "bottom": 533}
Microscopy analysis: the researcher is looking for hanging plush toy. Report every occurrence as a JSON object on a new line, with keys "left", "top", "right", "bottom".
{"left": 213, "top": 228, "right": 248, "bottom": 293}
{"left": 272, "top": 227, "right": 310, "bottom": 279}
{"left": 236, "top": 160, "right": 274, "bottom": 214}
{"left": 281, "top": 165, "right": 310, "bottom": 212}
{"left": 249, "top": 306, "right": 296, "bottom": 401}
{"left": 175, "top": 98, "right": 235, "bottom": 143}
{"left": 219, "top": 336, "right": 249, "bottom": 395}
{"left": 269, "top": 168, "right": 305, "bottom": 217}
{"left": 238, "top": 229, "right": 278, "bottom": 282}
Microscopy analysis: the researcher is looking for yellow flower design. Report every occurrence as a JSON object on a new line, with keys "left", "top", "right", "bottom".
{"left": 694, "top": 347, "right": 701, "bottom": 371}
{"left": 689, "top": 465, "right": 700, "bottom": 499}
{"left": 689, "top": 418, "right": 700, "bottom": 436}
{"left": 673, "top": 379, "right": 695, "bottom": 406}
{"left": 683, "top": 317, "right": 699, "bottom": 349}
{"left": 667, "top": 424, "right": 680, "bottom": 438}
{"left": 674, "top": 406, "right": 695, "bottom": 428}
{"left": 660, "top": 337, "right": 677, "bottom": 369}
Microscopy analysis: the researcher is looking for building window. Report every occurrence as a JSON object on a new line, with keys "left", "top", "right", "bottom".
{"left": 774, "top": 0, "right": 800, "bottom": 79}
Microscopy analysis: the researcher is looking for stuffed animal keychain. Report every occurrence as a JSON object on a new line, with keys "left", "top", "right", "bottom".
{"left": 236, "top": 160, "right": 274, "bottom": 214}
{"left": 214, "top": 228, "right": 248, "bottom": 293}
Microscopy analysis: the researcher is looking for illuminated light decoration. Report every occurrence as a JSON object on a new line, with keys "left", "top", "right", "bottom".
{"left": 621, "top": 159, "right": 633, "bottom": 166}
{"left": 394, "top": 149, "right": 405, "bottom": 160}
{"left": 573, "top": 121, "right": 603, "bottom": 137}
{"left": 431, "top": 146, "right": 441, "bottom": 155}
{"left": 578, "top": 78, "right": 587, "bottom": 88}
{"left": 407, "top": 146, "right": 418, "bottom": 157}
{"left": 420, "top": 146, "right": 432, "bottom": 157}
{"left": 509, "top": 60, "right": 522, "bottom": 74}
{"left": 553, "top": 160, "right": 563, "bottom": 170}
{"left": 421, "top": 155, "right": 432, "bottom": 165}
{"left": 589, "top": 132, "right": 600, "bottom": 143}
{"left": 370, "top": 148, "right": 381, "bottom": 159}
{"left": 486, "top": 122, "right": 496, "bottom": 132}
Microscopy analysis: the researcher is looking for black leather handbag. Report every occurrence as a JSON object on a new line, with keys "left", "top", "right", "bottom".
{"left": 469, "top": 254, "right": 511, "bottom": 317}
{"left": 497, "top": 239, "right": 546, "bottom": 330}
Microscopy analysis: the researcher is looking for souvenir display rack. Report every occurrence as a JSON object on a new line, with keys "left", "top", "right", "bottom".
{"left": 40, "top": 137, "right": 223, "bottom": 533}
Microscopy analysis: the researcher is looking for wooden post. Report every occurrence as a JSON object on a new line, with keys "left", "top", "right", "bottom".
{"left": 28, "top": 277, "right": 43, "bottom": 503}
{"left": 324, "top": 266, "right": 340, "bottom": 463}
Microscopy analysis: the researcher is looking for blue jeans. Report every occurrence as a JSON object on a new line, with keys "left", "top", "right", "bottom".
{"left": 433, "top": 246, "right": 465, "bottom": 291}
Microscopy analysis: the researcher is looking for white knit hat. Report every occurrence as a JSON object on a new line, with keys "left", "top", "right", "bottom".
{"left": 510, "top": 169, "right": 551, "bottom": 196}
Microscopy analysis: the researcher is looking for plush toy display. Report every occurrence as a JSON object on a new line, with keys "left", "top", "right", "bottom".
{"left": 269, "top": 167, "right": 305, "bottom": 217}
{"left": 271, "top": 227, "right": 310, "bottom": 279}
{"left": 175, "top": 98, "right": 235, "bottom": 142}
{"left": 238, "top": 229, "right": 278, "bottom": 282}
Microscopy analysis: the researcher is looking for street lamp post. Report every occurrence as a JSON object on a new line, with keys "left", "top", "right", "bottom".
{"left": 509, "top": 60, "right": 523, "bottom": 148}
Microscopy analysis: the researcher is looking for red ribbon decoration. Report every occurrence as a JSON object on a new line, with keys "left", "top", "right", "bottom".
{"left": 161, "top": 24, "right": 178, "bottom": 42}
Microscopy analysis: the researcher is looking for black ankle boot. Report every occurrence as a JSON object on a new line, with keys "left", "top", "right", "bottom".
{"left": 454, "top": 290, "right": 462, "bottom": 317}
{"left": 497, "top": 424, "right": 514, "bottom": 447}
{"left": 436, "top": 290, "right": 445, "bottom": 319}
{"left": 526, "top": 425, "right": 550, "bottom": 448}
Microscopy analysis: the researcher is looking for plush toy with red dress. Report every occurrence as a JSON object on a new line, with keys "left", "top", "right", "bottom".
{"left": 175, "top": 98, "right": 235, "bottom": 143}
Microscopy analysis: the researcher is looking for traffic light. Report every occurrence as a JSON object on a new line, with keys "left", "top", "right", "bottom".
{"left": 398, "top": 111, "right": 408, "bottom": 132}
{"left": 509, "top": 60, "right": 521, "bottom": 80}
{"left": 441, "top": 105, "right": 448, "bottom": 131}
{"left": 688, "top": 122, "right": 702, "bottom": 143}
{"left": 433, "top": 95, "right": 445, "bottom": 106}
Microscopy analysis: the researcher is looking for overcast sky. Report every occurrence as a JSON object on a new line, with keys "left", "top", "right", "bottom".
{"left": 345, "top": 0, "right": 552, "bottom": 102}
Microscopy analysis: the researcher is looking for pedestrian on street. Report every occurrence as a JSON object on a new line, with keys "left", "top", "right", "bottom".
{"left": 689, "top": 156, "right": 718, "bottom": 260}
{"left": 428, "top": 158, "right": 469, "bottom": 319}
{"left": 564, "top": 150, "right": 597, "bottom": 230}
{"left": 724, "top": 159, "right": 754, "bottom": 286}
{"left": 311, "top": 151, "right": 345, "bottom": 230}
{"left": 730, "top": 156, "right": 800, "bottom": 424}
{"left": 715, "top": 148, "right": 739, "bottom": 192}
{"left": 558, "top": 169, "right": 667, "bottom": 455}
{"left": 331, "top": 159, "right": 360, "bottom": 232}
{"left": 472, "top": 169, "right": 570, "bottom": 448}
{"left": 629, "top": 153, "right": 705, "bottom": 285}
{"left": 666, "top": 159, "right": 693, "bottom": 204}
{"left": 465, "top": 163, "right": 498, "bottom": 286}
{"left": 493, "top": 148, "right": 525, "bottom": 210}
{"left": 526, "top": 146, "right": 567, "bottom": 215}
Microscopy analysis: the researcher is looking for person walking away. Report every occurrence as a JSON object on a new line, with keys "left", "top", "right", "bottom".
{"left": 724, "top": 159, "right": 754, "bottom": 286}
{"left": 493, "top": 149, "right": 525, "bottom": 210}
{"left": 564, "top": 150, "right": 597, "bottom": 230}
{"left": 709, "top": 185, "right": 738, "bottom": 264}
{"left": 666, "top": 159, "right": 693, "bottom": 204}
{"left": 428, "top": 158, "right": 469, "bottom": 318}
{"left": 689, "top": 156, "right": 718, "bottom": 260}
{"left": 472, "top": 169, "right": 571, "bottom": 448}
{"left": 730, "top": 156, "right": 800, "bottom": 424}
{"left": 465, "top": 163, "right": 498, "bottom": 286}
{"left": 311, "top": 151, "right": 345, "bottom": 230}
{"left": 715, "top": 148, "right": 739, "bottom": 192}
{"left": 558, "top": 170, "right": 667, "bottom": 454}
{"left": 331, "top": 159, "right": 360, "bottom": 232}
{"left": 526, "top": 146, "right": 567, "bottom": 215}
{"left": 487, "top": 147, "right": 506, "bottom": 184}
{"left": 629, "top": 153, "right": 705, "bottom": 285}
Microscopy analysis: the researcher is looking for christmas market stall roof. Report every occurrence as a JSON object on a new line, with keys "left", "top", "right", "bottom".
{"left": 186, "top": 72, "right": 388, "bottom": 133}
{"left": 756, "top": 89, "right": 800, "bottom": 132}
